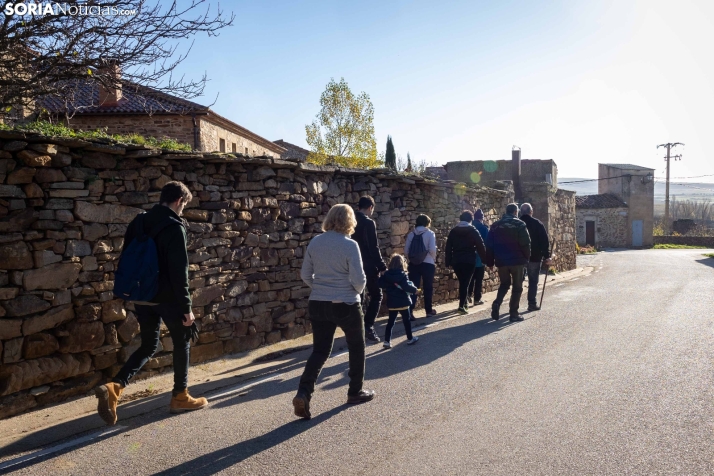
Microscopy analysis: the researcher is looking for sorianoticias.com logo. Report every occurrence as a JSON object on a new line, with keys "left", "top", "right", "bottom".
{"left": 4, "top": 3, "right": 137, "bottom": 16}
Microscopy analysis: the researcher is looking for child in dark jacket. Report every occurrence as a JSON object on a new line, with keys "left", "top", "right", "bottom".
{"left": 378, "top": 254, "right": 420, "bottom": 348}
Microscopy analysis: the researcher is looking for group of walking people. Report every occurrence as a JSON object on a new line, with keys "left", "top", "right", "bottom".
{"left": 293, "top": 197, "right": 552, "bottom": 419}
{"left": 94, "top": 181, "right": 551, "bottom": 425}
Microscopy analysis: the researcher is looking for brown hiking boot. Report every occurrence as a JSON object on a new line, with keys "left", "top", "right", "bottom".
{"left": 292, "top": 393, "right": 311, "bottom": 420}
{"left": 95, "top": 382, "right": 124, "bottom": 426}
{"left": 169, "top": 389, "right": 208, "bottom": 414}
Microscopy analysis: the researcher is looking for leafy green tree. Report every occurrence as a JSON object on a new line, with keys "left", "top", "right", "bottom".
{"left": 305, "top": 78, "right": 379, "bottom": 168}
{"left": 385, "top": 136, "right": 396, "bottom": 170}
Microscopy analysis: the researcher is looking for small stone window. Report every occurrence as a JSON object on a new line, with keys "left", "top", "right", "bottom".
{"left": 245, "top": 147, "right": 248, "bottom": 155}
{"left": 232, "top": 143, "right": 237, "bottom": 153}
{"left": 219, "top": 138, "right": 226, "bottom": 153}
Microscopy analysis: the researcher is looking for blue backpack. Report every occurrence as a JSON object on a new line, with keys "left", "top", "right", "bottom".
{"left": 113, "top": 214, "right": 180, "bottom": 302}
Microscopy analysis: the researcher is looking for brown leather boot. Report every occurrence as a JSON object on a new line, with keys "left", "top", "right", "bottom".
{"left": 95, "top": 382, "right": 124, "bottom": 426}
{"left": 169, "top": 389, "right": 208, "bottom": 414}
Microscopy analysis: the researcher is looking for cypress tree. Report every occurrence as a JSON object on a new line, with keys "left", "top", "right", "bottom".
{"left": 385, "top": 136, "right": 396, "bottom": 170}
{"left": 406, "top": 152, "right": 413, "bottom": 172}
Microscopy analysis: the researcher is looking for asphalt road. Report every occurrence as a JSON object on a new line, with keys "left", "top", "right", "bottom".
{"left": 3, "top": 249, "right": 714, "bottom": 475}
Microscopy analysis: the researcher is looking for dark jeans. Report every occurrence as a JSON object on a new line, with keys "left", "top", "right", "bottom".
{"left": 362, "top": 268, "right": 382, "bottom": 330}
{"left": 468, "top": 266, "right": 486, "bottom": 302}
{"left": 492, "top": 265, "right": 525, "bottom": 316}
{"left": 526, "top": 261, "right": 542, "bottom": 306}
{"left": 385, "top": 309, "right": 413, "bottom": 343}
{"left": 452, "top": 262, "right": 475, "bottom": 308}
{"left": 298, "top": 301, "right": 366, "bottom": 398}
{"left": 408, "top": 262, "right": 435, "bottom": 313}
{"left": 113, "top": 303, "right": 190, "bottom": 393}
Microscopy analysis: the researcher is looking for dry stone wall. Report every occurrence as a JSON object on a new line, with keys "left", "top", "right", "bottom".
{"left": 0, "top": 131, "right": 515, "bottom": 418}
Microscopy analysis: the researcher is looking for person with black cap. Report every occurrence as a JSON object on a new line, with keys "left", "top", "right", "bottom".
{"left": 467, "top": 208, "right": 489, "bottom": 305}
{"left": 485, "top": 203, "right": 531, "bottom": 322}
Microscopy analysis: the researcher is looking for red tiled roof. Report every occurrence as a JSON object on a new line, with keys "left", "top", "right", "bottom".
{"left": 39, "top": 81, "right": 208, "bottom": 115}
{"left": 575, "top": 193, "right": 628, "bottom": 209}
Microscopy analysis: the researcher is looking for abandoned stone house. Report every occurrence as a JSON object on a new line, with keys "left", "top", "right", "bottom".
{"left": 39, "top": 73, "right": 286, "bottom": 158}
{"left": 575, "top": 164, "right": 655, "bottom": 248}
{"left": 575, "top": 194, "right": 628, "bottom": 247}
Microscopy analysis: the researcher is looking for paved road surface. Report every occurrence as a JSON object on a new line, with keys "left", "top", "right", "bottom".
{"left": 2, "top": 249, "right": 713, "bottom": 475}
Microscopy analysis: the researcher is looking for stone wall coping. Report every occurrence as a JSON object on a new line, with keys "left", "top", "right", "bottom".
{"left": 0, "top": 129, "right": 508, "bottom": 195}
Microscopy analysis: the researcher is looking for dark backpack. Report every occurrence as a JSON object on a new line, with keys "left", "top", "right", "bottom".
{"left": 407, "top": 231, "right": 429, "bottom": 265}
{"left": 113, "top": 214, "right": 180, "bottom": 302}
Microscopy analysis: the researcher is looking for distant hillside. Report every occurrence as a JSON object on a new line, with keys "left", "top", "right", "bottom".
{"left": 559, "top": 178, "right": 714, "bottom": 204}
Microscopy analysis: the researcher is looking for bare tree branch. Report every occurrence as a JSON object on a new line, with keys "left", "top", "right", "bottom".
{"left": 0, "top": 0, "right": 234, "bottom": 117}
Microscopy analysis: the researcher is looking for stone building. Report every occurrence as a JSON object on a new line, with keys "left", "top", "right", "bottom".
{"left": 575, "top": 194, "right": 628, "bottom": 248}
{"left": 575, "top": 164, "right": 654, "bottom": 248}
{"left": 441, "top": 151, "right": 576, "bottom": 271}
{"left": 0, "top": 129, "right": 525, "bottom": 417}
{"left": 40, "top": 78, "right": 285, "bottom": 158}
{"left": 273, "top": 140, "right": 309, "bottom": 162}
{"left": 445, "top": 157, "right": 557, "bottom": 189}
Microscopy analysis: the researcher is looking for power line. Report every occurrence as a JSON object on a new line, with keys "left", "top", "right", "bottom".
{"left": 653, "top": 179, "right": 714, "bottom": 193}
{"left": 559, "top": 174, "right": 647, "bottom": 184}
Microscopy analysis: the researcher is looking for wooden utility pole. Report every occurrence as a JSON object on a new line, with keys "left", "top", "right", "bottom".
{"left": 657, "top": 142, "right": 684, "bottom": 233}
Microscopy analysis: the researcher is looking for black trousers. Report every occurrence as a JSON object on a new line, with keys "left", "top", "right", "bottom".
{"left": 526, "top": 261, "right": 542, "bottom": 306}
{"left": 385, "top": 309, "right": 413, "bottom": 343}
{"left": 492, "top": 265, "right": 525, "bottom": 316}
{"left": 298, "top": 301, "right": 366, "bottom": 398}
{"left": 452, "top": 262, "right": 475, "bottom": 309}
{"left": 408, "top": 262, "right": 435, "bottom": 313}
{"left": 113, "top": 303, "right": 190, "bottom": 393}
{"left": 362, "top": 268, "right": 383, "bottom": 330}
{"left": 468, "top": 266, "right": 486, "bottom": 302}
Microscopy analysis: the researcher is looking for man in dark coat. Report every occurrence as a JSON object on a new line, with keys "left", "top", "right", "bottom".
{"left": 485, "top": 203, "right": 531, "bottom": 322}
{"left": 520, "top": 203, "right": 552, "bottom": 311}
{"left": 351, "top": 196, "right": 387, "bottom": 342}
{"left": 95, "top": 182, "right": 207, "bottom": 426}
{"left": 445, "top": 210, "right": 488, "bottom": 314}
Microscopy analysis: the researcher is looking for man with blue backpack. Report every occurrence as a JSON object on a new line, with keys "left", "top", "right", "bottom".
{"left": 95, "top": 181, "right": 207, "bottom": 426}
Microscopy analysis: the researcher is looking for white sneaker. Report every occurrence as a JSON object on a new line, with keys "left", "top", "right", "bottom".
{"left": 383, "top": 341, "right": 392, "bottom": 348}
{"left": 406, "top": 336, "right": 419, "bottom": 345}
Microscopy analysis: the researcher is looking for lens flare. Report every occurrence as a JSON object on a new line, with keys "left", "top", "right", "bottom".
{"left": 484, "top": 160, "right": 498, "bottom": 173}
{"left": 470, "top": 172, "right": 481, "bottom": 184}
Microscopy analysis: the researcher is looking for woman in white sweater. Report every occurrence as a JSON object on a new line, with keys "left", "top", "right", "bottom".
{"left": 293, "top": 204, "right": 376, "bottom": 420}
{"left": 404, "top": 214, "right": 438, "bottom": 317}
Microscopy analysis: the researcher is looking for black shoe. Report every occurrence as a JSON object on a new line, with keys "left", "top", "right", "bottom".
{"left": 528, "top": 304, "right": 540, "bottom": 311}
{"left": 292, "top": 393, "right": 311, "bottom": 419}
{"left": 509, "top": 314, "right": 524, "bottom": 322}
{"left": 347, "top": 389, "right": 376, "bottom": 405}
{"left": 491, "top": 306, "right": 500, "bottom": 320}
{"left": 365, "top": 328, "right": 381, "bottom": 343}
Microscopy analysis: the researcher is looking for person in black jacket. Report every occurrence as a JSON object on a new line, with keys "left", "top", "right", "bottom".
{"left": 520, "top": 203, "right": 552, "bottom": 311}
{"left": 351, "top": 196, "right": 387, "bottom": 343}
{"left": 95, "top": 182, "right": 207, "bottom": 426}
{"left": 378, "top": 254, "right": 420, "bottom": 348}
{"left": 445, "top": 210, "right": 488, "bottom": 314}
{"left": 485, "top": 203, "right": 531, "bottom": 322}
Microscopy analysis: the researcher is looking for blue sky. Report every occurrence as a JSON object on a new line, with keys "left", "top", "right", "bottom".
{"left": 172, "top": 0, "right": 714, "bottom": 181}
